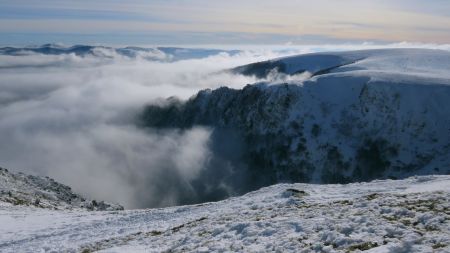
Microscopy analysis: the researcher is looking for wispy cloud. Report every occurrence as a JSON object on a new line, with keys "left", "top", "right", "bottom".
{"left": 0, "top": 0, "right": 449, "bottom": 44}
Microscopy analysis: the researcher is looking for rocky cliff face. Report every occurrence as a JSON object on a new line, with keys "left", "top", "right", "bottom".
{"left": 139, "top": 49, "right": 450, "bottom": 200}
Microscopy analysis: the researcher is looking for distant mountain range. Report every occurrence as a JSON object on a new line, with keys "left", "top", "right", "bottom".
{"left": 0, "top": 44, "right": 241, "bottom": 61}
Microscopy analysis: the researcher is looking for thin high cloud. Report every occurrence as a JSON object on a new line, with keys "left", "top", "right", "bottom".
{"left": 0, "top": 0, "right": 449, "bottom": 44}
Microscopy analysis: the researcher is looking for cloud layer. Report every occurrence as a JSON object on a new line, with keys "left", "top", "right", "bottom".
{"left": 0, "top": 44, "right": 449, "bottom": 208}
{"left": 0, "top": 47, "right": 295, "bottom": 208}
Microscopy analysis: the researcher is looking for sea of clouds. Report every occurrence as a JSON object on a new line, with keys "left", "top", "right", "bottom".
{"left": 0, "top": 43, "right": 448, "bottom": 208}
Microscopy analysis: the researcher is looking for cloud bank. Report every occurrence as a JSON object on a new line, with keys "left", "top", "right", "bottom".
{"left": 0, "top": 47, "right": 289, "bottom": 208}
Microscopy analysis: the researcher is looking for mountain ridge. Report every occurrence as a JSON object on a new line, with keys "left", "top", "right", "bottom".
{"left": 139, "top": 48, "right": 450, "bottom": 203}
{"left": 0, "top": 44, "right": 240, "bottom": 62}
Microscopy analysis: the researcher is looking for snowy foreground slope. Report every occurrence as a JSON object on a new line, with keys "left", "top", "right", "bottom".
{"left": 141, "top": 48, "right": 450, "bottom": 203}
{"left": 0, "top": 174, "right": 449, "bottom": 252}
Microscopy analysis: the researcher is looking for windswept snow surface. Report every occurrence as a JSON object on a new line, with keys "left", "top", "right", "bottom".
{"left": 233, "top": 48, "right": 450, "bottom": 82}
{"left": 0, "top": 175, "right": 449, "bottom": 252}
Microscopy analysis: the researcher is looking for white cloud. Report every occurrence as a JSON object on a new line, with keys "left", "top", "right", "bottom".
{"left": 0, "top": 47, "right": 297, "bottom": 208}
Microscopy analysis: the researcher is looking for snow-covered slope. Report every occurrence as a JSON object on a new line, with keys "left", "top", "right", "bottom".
{"left": 0, "top": 167, "right": 123, "bottom": 211}
{"left": 0, "top": 175, "right": 449, "bottom": 252}
{"left": 140, "top": 49, "right": 450, "bottom": 201}
{"left": 232, "top": 48, "right": 450, "bottom": 81}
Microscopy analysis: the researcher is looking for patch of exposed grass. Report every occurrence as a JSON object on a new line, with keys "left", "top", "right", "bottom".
{"left": 347, "top": 242, "right": 378, "bottom": 252}
{"left": 366, "top": 193, "right": 379, "bottom": 201}
{"left": 286, "top": 189, "right": 309, "bottom": 198}
{"left": 432, "top": 243, "right": 447, "bottom": 249}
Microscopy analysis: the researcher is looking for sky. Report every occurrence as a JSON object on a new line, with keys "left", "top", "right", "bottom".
{"left": 0, "top": 0, "right": 450, "bottom": 46}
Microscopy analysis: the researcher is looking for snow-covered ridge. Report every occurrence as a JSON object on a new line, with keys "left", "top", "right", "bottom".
{"left": 1, "top": 175, "right": 449, "bottom": 252}
{"left": 232, "top": 48, "right": 450, "bottom": 81}
{"left": 140, "top": 48, "right": 450, "bottom": 201}
{"left": 0, "top": 167, "right": 123, "bottom": 211}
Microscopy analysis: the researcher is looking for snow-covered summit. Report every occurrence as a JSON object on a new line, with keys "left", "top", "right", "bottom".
{"left": 0, "top": 167, "right": 123, "bottom": 211}
{"left": 233, "top": 48, "right": 450, "bottom": 82}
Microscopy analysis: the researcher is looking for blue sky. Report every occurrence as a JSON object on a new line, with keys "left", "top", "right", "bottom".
{"left": 1, "top": 0, "right": 449, "bottom": 45}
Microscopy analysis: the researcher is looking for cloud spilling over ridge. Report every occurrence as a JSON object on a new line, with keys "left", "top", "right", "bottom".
{"left": 0, "top": 43, "right": 448, "bottom": 208}
{"left": 0, "top": 47, "right": 296, "bottom": 208}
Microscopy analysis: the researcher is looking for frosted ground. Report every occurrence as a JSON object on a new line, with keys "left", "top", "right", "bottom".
{"left": 0, "top": 173, "right": 449, "bottom": 252}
